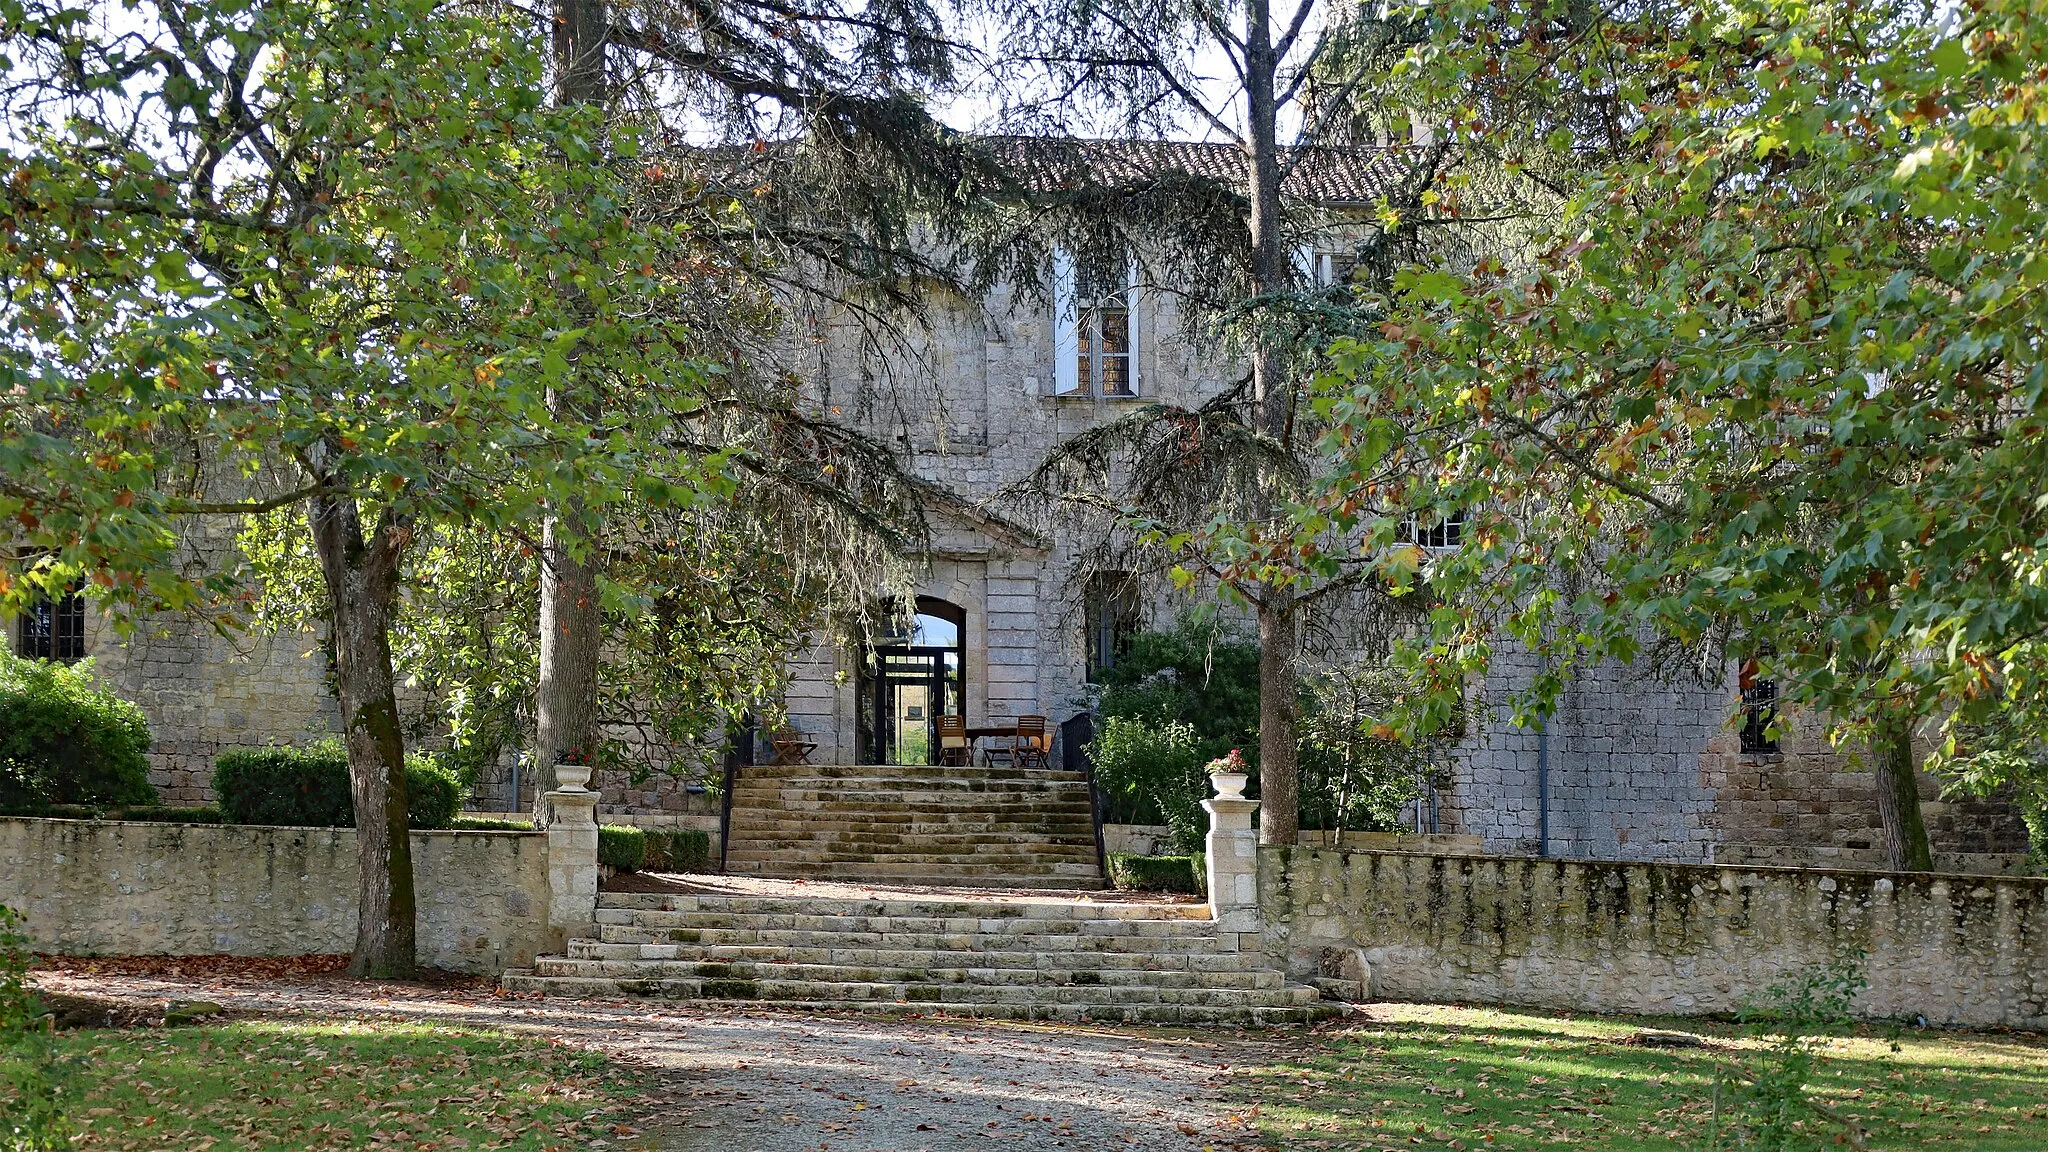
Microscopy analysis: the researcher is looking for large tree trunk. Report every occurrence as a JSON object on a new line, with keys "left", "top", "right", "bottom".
{"left": 1875, "top": 717, "right": 1934, "bottom": 873}
{"left": 1257, "top": 593, "right": 1301, "bottom": 844}
{"left": 533, "top": 0, "right": 610, "bottom": 821}
{"left": 305, "top": 491, "right": 417, "bottom": 979}
{"left": 1242, "top": 0, "right": 1301, "bottom": 844}
{"left": 535, "top": 512, "right": 602, "bottom": 802}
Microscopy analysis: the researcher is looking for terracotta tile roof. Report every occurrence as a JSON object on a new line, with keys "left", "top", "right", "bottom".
{"left": 983, "top": 136, "right": 1409, "bottom": 205}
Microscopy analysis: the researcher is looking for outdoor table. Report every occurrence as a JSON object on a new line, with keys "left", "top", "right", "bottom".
{"left": 964, "top": 724, "right": 1019, "bottom": 760}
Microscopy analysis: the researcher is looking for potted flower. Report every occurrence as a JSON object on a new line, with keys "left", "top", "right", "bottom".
{"left": 554, "top": 747, "right": 593, "bottom": 793}
{"left": 1206, "top": 748, "right": 1249, "bottom": 800}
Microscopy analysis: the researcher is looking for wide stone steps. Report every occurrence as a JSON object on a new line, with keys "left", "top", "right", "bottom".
{"left": 736, "top": 765, "right": 1090, "bottom": 782}
{"left": 598, "top": 924, "right": 1233, "bottom": 955}
{"left": 595, "top": 891, "right": 1209, "bottom": 919}
{"left": 724, "top": 840, "right": 1099, "bottom": 858}
{"left": 559, "top": 948, "right": 1281, "bottom": 987}
{"left": 727, "top": 821, "right": 1097, "bottom": 838}
{"left": 515, "top": 967, "right": 1307, "bottom": 1009}
{"left": 492, "top": 979, "right": 1328, "bottom": 1025}
{"left": 505, "top": 891, "right": 1331, "bottom": 1025}
{"left": 721, "top": 763, "right": 1104, "bottom": 889}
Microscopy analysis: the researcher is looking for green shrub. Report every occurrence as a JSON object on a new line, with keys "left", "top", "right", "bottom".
{"left": 598, "top": 825, "right": 646, "bottom": 872}
{"left": 214, "top": 745, "right": 351, "bottom": 826}
{"left": 1087, "top": 715, "right": 1207, "bottom": 853}
{"left": 0, "top": 651, "right": 154, "bottom": 810}
{"left": 669, "top": 829, "right": 712, "bottom": 873}
{"left": 114, "top": 806, "right": 222, "bottom": 824}
{"left": 450, "top": 816, "right": 534, "bottom": 831}
{"left": 0, "top": 804, "right": 99, "bottom": 820}
{"left": 1094, "top": 616, "right": 1262, "bottom": 771}
{"left": 642, "top": 829, "right": 712, "bottom": 873}
{"left": 213, "top": 741, "right": 465, "bottom": 828}
{"left": 1, "top": 903, "right": 69, "bottom": 1149}
{"left": 404, "top": 761, "right": 462, "bottom": 830}
{"left": 1107, "top": 853, "right": 1205, "bottom": 894}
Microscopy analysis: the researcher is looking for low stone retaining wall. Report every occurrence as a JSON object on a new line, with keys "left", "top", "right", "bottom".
{"left": 1260, "top": 846, "right": 2048, "bottom": 1029}
{"left": 0, "top": 817, "right": 555, "bottom": 973}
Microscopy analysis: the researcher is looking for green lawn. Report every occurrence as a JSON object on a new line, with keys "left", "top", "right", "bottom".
{"left": 22, "top": 1018, "right": 655, "bottom": 1152}
{"left": 1248, "top": 1003, "right": 2048, "bottom": 1152}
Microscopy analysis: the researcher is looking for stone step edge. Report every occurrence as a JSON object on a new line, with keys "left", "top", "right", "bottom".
{"left": 595, "top": 893, "right": 1209, "bottom": 919}
{"left": 498, "top": 974, "right": 1337, "bottom": 1024}
{"left": 520, "top": 966, "right": 1302, "bottom": 1006}
{"left": 549, "top": 955, "right": 1286, "bottom": 989}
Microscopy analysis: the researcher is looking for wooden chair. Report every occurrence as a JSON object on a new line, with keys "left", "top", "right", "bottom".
{"left": 766, "top": 727, "right": 816, "bottom": 766}
{"left": 1012, "top": 715, "right": 1051, "bottom": 769}
{"left": 936, "top": 715, "right": 971, "bottom": 766}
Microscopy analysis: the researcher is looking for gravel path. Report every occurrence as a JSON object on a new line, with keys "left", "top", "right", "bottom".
{"left": 35, "top": 966, "right": 1282, "bottom": 1152}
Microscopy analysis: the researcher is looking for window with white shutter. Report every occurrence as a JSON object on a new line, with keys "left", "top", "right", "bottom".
{"left": 1050, "top": 247, "right": 1139, "bottom": 398}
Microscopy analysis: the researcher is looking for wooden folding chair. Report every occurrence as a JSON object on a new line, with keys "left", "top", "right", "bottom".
{"left": 1012, "top": 715, "right": 1051, "bottom": 769}
{"left": 936, "top": 715, "right": 971, "bottom": 766}
{"left": 767, "top": 727, "right": 816, "bottom": 766}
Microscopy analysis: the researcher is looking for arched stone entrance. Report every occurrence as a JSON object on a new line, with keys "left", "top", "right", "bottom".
{"left": 855, "top": 596, "right": 966, "bottom": 765}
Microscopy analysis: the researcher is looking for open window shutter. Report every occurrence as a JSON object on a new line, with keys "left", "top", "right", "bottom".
{"left": 1124, "top": 256, "right": 1142, "bottom": 396}
{"left": 1291, "top": 242, "right": 1316, "bottom": 286}
{"left": 1051, "top": 246, "right": 1079, "bottom": 395}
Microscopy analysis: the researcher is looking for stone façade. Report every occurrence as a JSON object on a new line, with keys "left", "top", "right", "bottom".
{"left": 16, "top": 193, "right": 2028, "bottom": 868}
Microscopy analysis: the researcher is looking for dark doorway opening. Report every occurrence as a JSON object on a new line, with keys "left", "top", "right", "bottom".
{"left": 857, "top": 597, "right": 966, "bottom": 765}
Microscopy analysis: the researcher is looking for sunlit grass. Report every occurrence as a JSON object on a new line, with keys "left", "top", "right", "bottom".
{"left": 13, "top": 1018, "right": 654, "bottom": 1151}
{"left": 1245, "top": 1003, "right": 2048, "bottom": 1151}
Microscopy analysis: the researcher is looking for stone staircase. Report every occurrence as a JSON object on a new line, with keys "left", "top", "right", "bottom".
{"left": 720, "top": 764, "right": 1106, "bottom": 890}
{"left": 503, "top": 889, "right": 1332, "bottom": 1024}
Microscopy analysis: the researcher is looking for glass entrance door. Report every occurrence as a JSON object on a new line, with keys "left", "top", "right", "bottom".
{"left": 858, "top": 597, "right": 967, "bottom": 766}
{"left": 871, "top": 649, "right": 957, "bottom": 765}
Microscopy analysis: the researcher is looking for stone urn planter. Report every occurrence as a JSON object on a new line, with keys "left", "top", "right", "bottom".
{"left": 1206, "top": 748, "right": 1250, "bottom": 800}
{"left": 553, "top": 763, "right": 593, "bottom": 793}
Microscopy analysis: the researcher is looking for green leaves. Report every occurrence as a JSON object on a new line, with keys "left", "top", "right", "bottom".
{"left": 0, "top": 0, "right": 731, "bottom": 617}
{"left": 1300, "top": 0, "right": 2048, "bottom": 799}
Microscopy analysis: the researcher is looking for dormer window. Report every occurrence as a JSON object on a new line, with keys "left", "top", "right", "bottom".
{"left": 1051, "top": 247, "right": 1139, "bottom": 398}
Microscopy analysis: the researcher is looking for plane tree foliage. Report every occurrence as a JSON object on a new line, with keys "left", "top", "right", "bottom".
{"left": 1303, "top": 0, "right": 2048, "bottom": 868}
{"left": 0, "top": 0, "right": 734, "bottom": 972}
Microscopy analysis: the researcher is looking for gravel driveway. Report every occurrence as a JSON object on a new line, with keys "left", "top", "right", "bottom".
{"left": 35, "top": 965, "right": 1284, "bottom": 1152}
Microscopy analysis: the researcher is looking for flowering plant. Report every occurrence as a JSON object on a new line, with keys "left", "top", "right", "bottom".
{"left": 1205, "top": 749, "right": 1248, "bottom": 775}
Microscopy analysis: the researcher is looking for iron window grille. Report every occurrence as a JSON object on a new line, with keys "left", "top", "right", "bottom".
{"left": 1740, "top": 678, "right": 1780, "bottom": 754}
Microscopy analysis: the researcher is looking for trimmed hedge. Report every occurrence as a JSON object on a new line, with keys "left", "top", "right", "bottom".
{"left": 212, "top": 742, "right": 464, "bottom": 829}
{"left": 0, "top": 651, "right": 155, "bottom": 809}
{"left": 111, "top": 805, "right": 222, "bottom": 824}
{"left": 451, "top": 817, "right": 534, "bottom": 831}
{"left": 1107, "top": 852, "right": 1206, "bottom": 895}
{"left": 598, "top": 825, "right": 647, "bottom": 872}
{"left": 0, "top": 803, "right": 220, "bottom": 823}
{"left": 643, "top": 828, "right": 713, "bottom": 873}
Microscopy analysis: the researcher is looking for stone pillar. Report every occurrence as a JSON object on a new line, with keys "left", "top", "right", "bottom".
{"left": 1203, "top": 768, "right": 1261, "bottom": 934}
{"left": 545, "top": 766, "right": 600, "bottom": 945}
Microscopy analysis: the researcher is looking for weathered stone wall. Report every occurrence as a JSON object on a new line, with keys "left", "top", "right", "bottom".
{"left": 1260, "top": 846, "right": 2048, "bottom": 1029}
{"left": 1436, "top": 639, "right": 2029, "bottom": 870}
{"left": 0, "top": 818, "right": 553, "bottom": 973}
{"left": 66, "top": 512, "right": 342, "bottom": 804}
{"left": 1441, "top": 643, "right": 1724, "bottom": 861}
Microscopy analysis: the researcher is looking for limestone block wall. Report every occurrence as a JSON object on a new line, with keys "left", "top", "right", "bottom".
{"left": 0, "top": 818, "right": 553, "bottom": 973}
{"left": 1436, "top": 639, "right": 2028, "bottom": 869}
{"left": 1440, "top": 642, "right": 1723, "bottom": 862}
{"left": 81, "top": 604, "right": 340, "bottom": 807}
{"left": 1701, "top": 710, "right": 2030, "bottom": 870}
{"left": 1260, "top": 846, "right": 2048, "bottom": 1029}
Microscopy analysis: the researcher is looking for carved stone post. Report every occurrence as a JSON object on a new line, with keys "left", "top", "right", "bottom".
{"left": 1203, "top": 766, "right": 1262, "bottom": 936}
{"left": 545, "top": 765, "right": 600, "bottom": 945}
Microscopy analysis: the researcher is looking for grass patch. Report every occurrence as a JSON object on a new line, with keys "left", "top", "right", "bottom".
{"left": 1246, "top": 1003, "right": 2048, "bottom": 1151}
{"left": 15, "top": 1016, "right": 653, "bottom": 1151}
